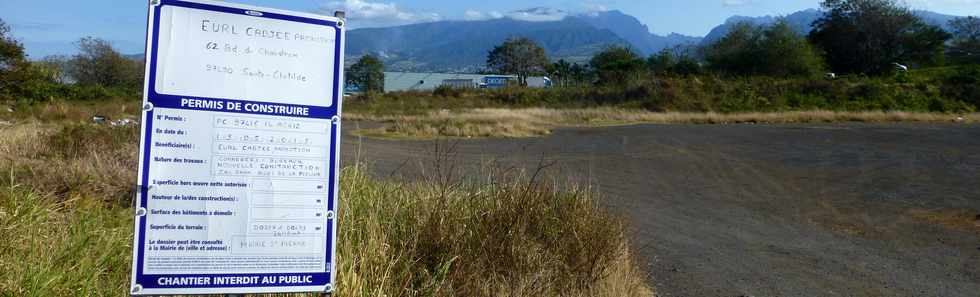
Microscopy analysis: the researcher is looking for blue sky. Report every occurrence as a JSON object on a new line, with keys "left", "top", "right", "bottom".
{"left": 1, "top": 0, "right": 978, "bottom": 58}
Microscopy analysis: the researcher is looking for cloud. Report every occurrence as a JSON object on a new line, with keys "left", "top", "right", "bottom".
{"left": 463, "top": 10, "right": 503, "bottom": 21}
{"left": 320, "top": 2, "right": 615, "bottom": 28}
{"left": 463, "top": 10, "right": 485, "bottom": 20}
{"left": 316, "top": 0, "right": 441, "bottom": 28}
{"left": 583, "top": 4, "right": 610, "bottom": 13}
{"left": 460, "top": 7, "right": 569, "bottom": 22}
{"left": 580, "top": 3, "right": 610, "bottom": 17}
{"left": 722, "top": 0, "right": 753, "bottom": 7}
{"left": 506, "top": 7, "right": 569, "bottom": 22}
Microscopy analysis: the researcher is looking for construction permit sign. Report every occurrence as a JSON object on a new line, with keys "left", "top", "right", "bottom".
{"left": 130, "top": 0, "right": 344, "bottom": 295}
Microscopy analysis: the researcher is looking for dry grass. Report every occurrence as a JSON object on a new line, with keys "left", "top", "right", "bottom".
{"left": 0, "top": 123, "right": 139, "bottom": 204}
{"left": 336, "top": 164, "right": 651, "bottom": 297}
{"left": 0, "top": 122, "right": 652, "bottom": 296}
{"left": 354, "top": 118, "right": 552, "bottom": 139}
{"left": 1, "top": 99, "right": 141, "bottom": 124}
{"left": 0, "top": 123, "right": 137, "bottom": 296}
{"left": 907, "top": 208, "right": 980, "bottom": 233}
{"left": 349, "top": 108, "right": 980, "bottom": 139}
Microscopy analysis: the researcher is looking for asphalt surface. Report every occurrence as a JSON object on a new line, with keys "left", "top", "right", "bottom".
{"left": 340, "top": 122, "right": 980, "bottom": 297}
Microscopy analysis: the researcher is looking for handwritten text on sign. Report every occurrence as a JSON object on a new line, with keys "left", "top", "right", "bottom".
{"left": 155, "top": 4, "right": 336, "bottom": 106}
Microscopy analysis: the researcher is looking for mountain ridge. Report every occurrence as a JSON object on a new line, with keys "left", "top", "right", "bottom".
{"left": 347, "top": 9, "right": 702, "bottom": 71}
{"left": 346, "top": 8, "right": 969, "bottom": 72}
{"left": 572, "top": 10, "right": 702, "bottom": 55}
{"left": 346, "top": 17, "right": 631, "bottom": 72}
{"left": 701, "top": 9, "right": 963, "bottom": 44}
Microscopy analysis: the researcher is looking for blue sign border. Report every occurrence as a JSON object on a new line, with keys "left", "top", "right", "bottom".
{"left": 132, "top": 0, "right": 343, "bottom": 294}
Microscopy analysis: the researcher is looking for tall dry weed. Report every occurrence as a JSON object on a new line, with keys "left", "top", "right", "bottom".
{"left": 0, "top": 123, "right": 138, "bottom": 205}
{"left": 336, "top": 163, "right": 651, "bottom": 297}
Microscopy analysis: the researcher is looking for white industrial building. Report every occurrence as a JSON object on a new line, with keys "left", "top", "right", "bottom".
{"left": 382, "top": 72, "right": 549, "bottom": 93}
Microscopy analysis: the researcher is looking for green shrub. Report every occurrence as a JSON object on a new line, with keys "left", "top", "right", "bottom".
{"left": 942, "top": 66, "right": 980, "bottom": 108}
{"left": 705, "top": 21, "right": 824, "bottom": 77}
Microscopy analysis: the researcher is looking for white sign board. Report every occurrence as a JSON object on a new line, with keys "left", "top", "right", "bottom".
{"left": 130, "top": 0, "right": 344, "bottom": 295}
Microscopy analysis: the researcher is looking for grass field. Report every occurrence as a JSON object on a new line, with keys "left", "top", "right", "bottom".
{"left": 3, "top": 99, "right": 976, "bottom": 140}
{"left": 0, "top": 118, "right": 651, "bottom": 296}
{"left": 340, "top": 66, "right": 980, "bottom": 138}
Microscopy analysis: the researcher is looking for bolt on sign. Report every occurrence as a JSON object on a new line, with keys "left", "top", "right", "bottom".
{"left": 130, "top": 0, "right": 344, "bottom": 295}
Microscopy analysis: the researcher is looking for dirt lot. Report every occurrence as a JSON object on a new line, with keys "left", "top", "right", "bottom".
{"left": 340, "top": 122, "right": 980, "bottom": 297}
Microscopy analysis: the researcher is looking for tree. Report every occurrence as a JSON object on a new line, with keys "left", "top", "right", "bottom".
{"left": 486, "top": 37, "right": 549, "bottom": 86}
{"left": 648, "top": 48, "right": 704, "bottom": 76}
{"left": 809, "top": 0, "right": 951, "bottom": 75}
{"left": 0, "top": 18, "right": 40, "bottom": 100}
{"left": 348, "top": 54, "right": 384, "bottom": 93}
{"left": 704, "top": 21, "right": 823, "bottom": 77}
{"left": 647, "top": 49, "right": 674, "bottom": 75}
{"left": 902, "top": 24, "right": 950, "bottom": 67}
{"left": 68, "top": 37, "right": 143, "bottom": 88}
{"left": 672, "top": 55, "right": 703, "bottom": 76}
{"left": 0, "top": 19, "right": 25, "bottom": 73}
{"left": 704, "top": 22, "right": 762, "bottom": 75}
{"left": 36, "top": 55, "right": 72, "bottom": 84}
{"left": 568, "top": 63, "right": 590, "bottom": 85}
{"left": 549, "top": 59, "right": 573, "bottom": 87}
{"left": 758, "top": 21, "right": 825, "bottom": 76}
{"left": 949, "top": 16, "right": 980, "bottom": 64}
{"left": 589, "top": 46, "right": 645, "bottom": 85}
